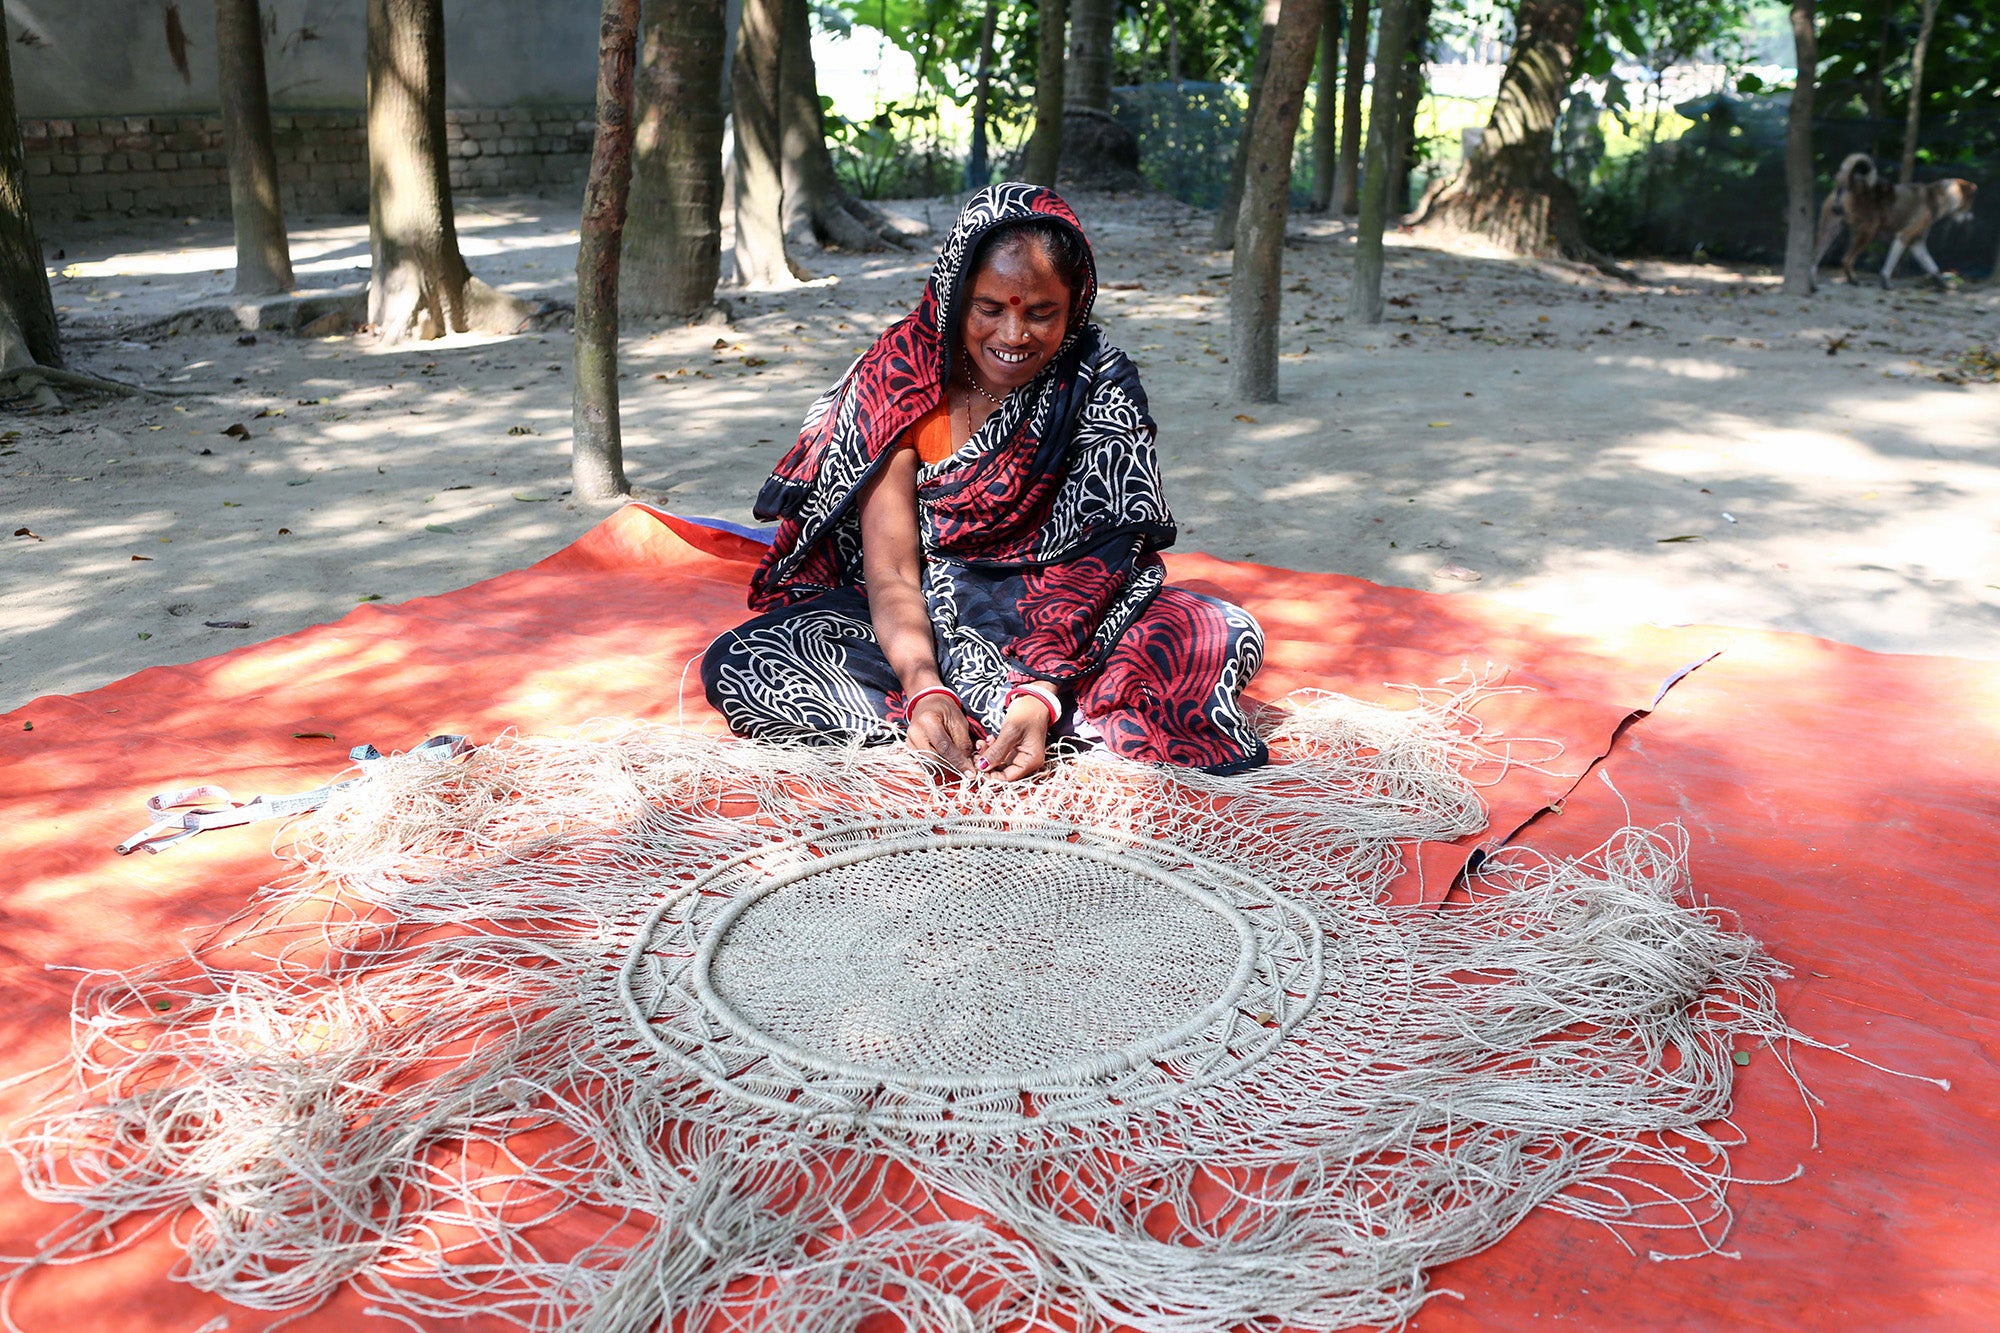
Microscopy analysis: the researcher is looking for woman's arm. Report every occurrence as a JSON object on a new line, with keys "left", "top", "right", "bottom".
{"left": 858, "top": 448, "right": 977, "bottom": 772}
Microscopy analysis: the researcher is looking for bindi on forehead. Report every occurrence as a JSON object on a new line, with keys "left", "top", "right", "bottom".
{"left": 1009, "top": 296, "right": 1021, "bottom": 306}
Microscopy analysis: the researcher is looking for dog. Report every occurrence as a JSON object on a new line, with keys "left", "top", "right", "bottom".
{"left": 1814, "top": 153, "right": 1977, "bottom": 289}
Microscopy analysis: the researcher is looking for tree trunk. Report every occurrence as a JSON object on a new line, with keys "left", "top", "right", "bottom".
{"left": 1065, "top": 0, "right": 1114, "bottom": 109}
{"left": 1333, "top": 0, "right": 1369, "bottom": 214}
{"left": 1899, "top": 0, "right": 1938, "bottom": 184}
{"left": 1167, "top": 0, "right": 1181, "bottom": 82}
{"left": 215, "top": 0, "right": 293, "bottom": 296}
{"left": 779, "top": 0, "right": 910, "bottom": 253}
{"left": 1308, "top": 0, "right": 1343, "bottom": 209}
{"left": 729, "top": 0, "right": 800, "bottom": 286}
{"left": 0, "top": 0, "right": 58, "bottom": 371}
{"left": 967, "top": 0, "right": 999, "bottom": 189}
{"left": 574, "top": 0, "right": 638, "bottom": 502}
{"left": 1213, "top": 0, "right": 1280, "bottom": 249}
{"left": 1060, "top": 0, "right": 1142, "bottom": 186}
{"left": 1782, "top": 0, "right": 1817, "bottom": 295}
{"left": 366, "top": 0, "right": 532, "bottom": 342}
{"left": 1350, "top": 0, "right": 1415, "bottom": 323}
{"left": 622, "top": 0, "right": 726, "bottom": 319}
{"left": 1389, "top": 0, "right": 1429, "bottom": 214}
{"left": 1023, "top": 0, "right": 1068, "bottom": 184}
{"left": 1408, "top": 0, "right": 1588, "bottom": 258}
{"left": 1230, "top": 0, "right": 1324, "bottom": 402}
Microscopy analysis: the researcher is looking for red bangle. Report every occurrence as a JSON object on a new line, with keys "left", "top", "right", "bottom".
{"left": 905, "top": 685, "right": 961, "bottom": 716}
{"left": 1005, "top": 683, "right": 1061, "bottom": 726}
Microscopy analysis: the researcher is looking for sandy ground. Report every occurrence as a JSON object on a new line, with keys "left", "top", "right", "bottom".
{"left": 5, "top": 190, "right": 1998, "bottom": 715}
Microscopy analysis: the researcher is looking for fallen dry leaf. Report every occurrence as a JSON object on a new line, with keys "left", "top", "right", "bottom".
{"left": 292, "top": 731, "right": 336, "bottom": 740}
{"left": 130, "top": 554, "right": 151, "bottom": 561}
{"left": 221, "top": 423, "right": 251, "bottom": 440}
{"left": 13, "top": 527, "right": 42, "bottom": 541}
{"left": 1233, "top": 414, "right": 1257, "bottom": 423}
{"left": 204, "top": 620, "right": 251, "bottom": 629}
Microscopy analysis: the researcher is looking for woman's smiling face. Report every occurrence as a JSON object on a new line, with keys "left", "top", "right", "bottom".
{"left": 960, "top": 237, "right": 1075, "bottom": 394}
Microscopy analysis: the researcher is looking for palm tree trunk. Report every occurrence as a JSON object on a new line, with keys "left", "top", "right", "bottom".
{"left": 366, "top": 0, "right": 532, "bottom": 341}
{"left": 622, "top": 0, "right": 727, "bottom": 319}
{"left": 1065, "top": 0, "right": 1114, "bottom": 110}
{"left": 780, "top": 0, "right": 909, "bottom": 252}
{"left": 1024, "top": 0, "right": 1069, "bottom": 184}
{"left": 729, "top": 0, "right": 799, "bottom": 286}
{"left": 0, "top": 0, "right": 58, "bottom": 370}
{"left": 215, "top": 0, "right": 293, "bottom": 296}
{"left": 1408, "top": 0, "right": 1588, "bottom": 258}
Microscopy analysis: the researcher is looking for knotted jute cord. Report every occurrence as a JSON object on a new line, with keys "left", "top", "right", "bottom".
{"left": 2, "top": 691, "right": 1840, "bottom": 1330}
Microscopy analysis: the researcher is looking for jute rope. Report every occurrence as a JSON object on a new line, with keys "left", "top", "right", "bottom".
{"left": 1, "top": 690, "right": 1899, "bottom": 1331}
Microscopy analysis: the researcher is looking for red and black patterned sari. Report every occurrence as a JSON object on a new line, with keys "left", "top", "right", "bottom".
{"left": 701, "top": 183, "right": 1266, "bottom": 774}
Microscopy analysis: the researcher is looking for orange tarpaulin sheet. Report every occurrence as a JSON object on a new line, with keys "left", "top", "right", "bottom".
{"left": 1, "top": 504, "right": 1994, "bottom": 1330}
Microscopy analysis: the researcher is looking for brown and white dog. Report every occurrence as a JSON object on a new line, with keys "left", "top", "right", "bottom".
{"left": 1814, "top": 152, "right": 1977, "bottom": 289}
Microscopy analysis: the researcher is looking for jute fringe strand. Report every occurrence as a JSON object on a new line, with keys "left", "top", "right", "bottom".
{"left": 0, "top": 691, "right": 1876, "bottom": 1330}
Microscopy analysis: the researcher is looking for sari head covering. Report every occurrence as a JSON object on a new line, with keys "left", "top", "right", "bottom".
{"left": 746, "top": 183, "right": 1179, "bottom": 723}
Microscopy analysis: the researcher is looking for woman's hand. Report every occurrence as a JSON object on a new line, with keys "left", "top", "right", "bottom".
{"left": 977, "top": 695, "right": 1051, "bottom": 782}
{"left": 907, "top": 693, "right": 976, "bottom": 774}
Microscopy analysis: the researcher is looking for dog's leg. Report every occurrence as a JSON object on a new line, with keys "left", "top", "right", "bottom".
{"left": 1879, "top": 236, "right": 1908, "bottom": 289}
{"left": 1842, "top": 230, "right": 1868, "bottom": 284}
{"left": 1910, "top": 238, "right": 1947, "bottom": 289}
{"left": 1814, "top": 197, "right": 1844, "bottom": 273}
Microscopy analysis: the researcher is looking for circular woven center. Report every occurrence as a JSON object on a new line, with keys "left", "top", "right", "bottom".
{"left": 693, "top": 839, "right": 1258, "bottom": 1089}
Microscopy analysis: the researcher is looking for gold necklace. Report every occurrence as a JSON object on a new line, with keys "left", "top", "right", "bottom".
{"left": 965, "top": 369, "right": 1006, "bottom": 409}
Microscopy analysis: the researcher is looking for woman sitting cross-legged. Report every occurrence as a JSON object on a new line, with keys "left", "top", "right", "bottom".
{"left": 701, "top": 183, "right": 1267, "bottom": 780}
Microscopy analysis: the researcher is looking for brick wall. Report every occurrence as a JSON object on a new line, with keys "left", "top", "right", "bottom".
{"left": 21, "top": 106, "right": 594, "bottom": 226}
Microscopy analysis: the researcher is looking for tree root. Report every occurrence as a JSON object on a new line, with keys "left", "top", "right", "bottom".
{"left": 0, "top": 364, "right": 194, "bottom": 401}
{"left": 371, "top": 271, "right": 546, "bottom": 345}
{"left": 790, "top": 193, "right": 927, "bottom": 255}
{"left": 1408, "top": 168, "right": 1639, "bottom": 284}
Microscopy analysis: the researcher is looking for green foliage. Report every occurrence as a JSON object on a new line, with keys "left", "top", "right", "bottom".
{"left": 825, "top": 101, "right": 962, "bottom": 198}
{"left": 1573, "top": 0, "right": 1757, "bottom": 87}
{"left": 1110, "top": 0, "right": 1266, "bottom": 85}
{"left": 827, "top": 0, "right": 1035, "bottom": 110}
{"left": 1577, "top": 96, "right": 1788, "bottom": 258}
{"left": 1817, "top": 0, "right": 2000, "bottom": 164}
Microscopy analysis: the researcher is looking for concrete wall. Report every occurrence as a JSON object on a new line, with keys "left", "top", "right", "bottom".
{"left": 8, "top": 0, "right": 599, "bottom": 116}
{"left": 8, "top": 1, "right": 602, "bottom": 224}
{"left": 20, "top": 106, "right": 594, "bottom": 226}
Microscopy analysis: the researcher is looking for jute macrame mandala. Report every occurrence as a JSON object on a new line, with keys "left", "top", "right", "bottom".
{"left": 7, "top": 694, "right": 1809, "bottom": 1330}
